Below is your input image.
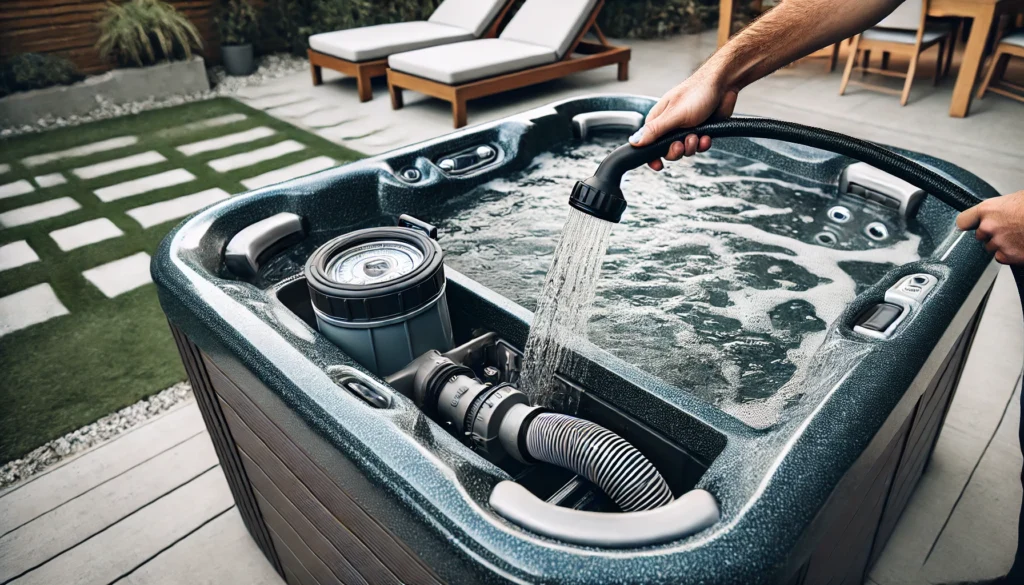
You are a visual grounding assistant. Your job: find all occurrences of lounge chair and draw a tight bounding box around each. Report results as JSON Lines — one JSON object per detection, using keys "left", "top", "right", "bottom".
{"left": 307, "top": 0, "right": 515, "bottom": 102}
{"left": 386, "top": 0, "right": 631, "bottom": 128}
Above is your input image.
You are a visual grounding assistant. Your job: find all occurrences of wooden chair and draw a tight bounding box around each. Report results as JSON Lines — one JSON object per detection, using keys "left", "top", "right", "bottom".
{"left": 839, "top": 0, "right": 954, "bottom": 106}
{"left": 307, "top": 0, "right": 516, "bottom": 102}
{"left": 386, "top": 0, "right": 630, "bottom": 128}
{"left": 976, "top": 29, "right": 1024, "bottom": 104}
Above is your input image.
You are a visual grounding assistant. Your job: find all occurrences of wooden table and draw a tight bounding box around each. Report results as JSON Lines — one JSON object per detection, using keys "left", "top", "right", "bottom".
{"left": 717, "top": 0, "right": 1024, "bottom": 117}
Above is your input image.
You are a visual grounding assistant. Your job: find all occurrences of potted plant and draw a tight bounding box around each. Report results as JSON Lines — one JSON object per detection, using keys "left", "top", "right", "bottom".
{"left": 217, "top": 0, "right": 259, "bottom": 76}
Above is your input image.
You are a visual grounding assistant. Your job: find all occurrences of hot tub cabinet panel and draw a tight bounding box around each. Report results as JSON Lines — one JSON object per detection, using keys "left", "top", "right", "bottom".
{"left": 155, "top": 96, "right": 1001, "bottom": 584}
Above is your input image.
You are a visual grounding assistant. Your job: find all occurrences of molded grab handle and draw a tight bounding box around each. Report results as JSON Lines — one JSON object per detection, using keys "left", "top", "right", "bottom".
{"left": 489, "top": 481, "right": 720, "bottom": 547}
{"left": 588, "top": 118, "right": 983, "bottom": 213}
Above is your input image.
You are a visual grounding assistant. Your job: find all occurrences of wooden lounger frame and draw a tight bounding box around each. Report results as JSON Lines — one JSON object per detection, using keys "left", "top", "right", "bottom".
{"left": 307, "top": 0, "right": 517, "bottom": 102}
{"left": 386, "top": 0, "right": 631, "bottom": 128}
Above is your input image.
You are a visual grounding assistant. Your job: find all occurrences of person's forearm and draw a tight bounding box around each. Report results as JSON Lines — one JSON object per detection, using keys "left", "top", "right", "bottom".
{"left": 706, "top": 0, "right": 903, "bottom": 91}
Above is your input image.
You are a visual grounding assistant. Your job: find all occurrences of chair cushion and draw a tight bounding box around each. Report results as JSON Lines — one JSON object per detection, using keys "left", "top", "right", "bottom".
{"left": 1001, "top": 30, "right": 1024, "bottom": 49}
{"left": 388, "top": 39, "right": 557, "bottom": 84}
{"left": 499, "top": 0, "right": 600, "bottom": 59}
{"left": 428, "top": 0, "right": 508, "bottom": 38}
{"left": 862, "top": 25, "right": 950, "bottom": 45}
{"left": 309, "top": 21, "right": 473, "bottom": 62}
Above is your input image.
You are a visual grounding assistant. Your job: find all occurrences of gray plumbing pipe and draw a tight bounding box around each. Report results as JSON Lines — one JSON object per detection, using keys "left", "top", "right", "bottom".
{"left": 523, "top": 412, "right": 674, "bottom": 512}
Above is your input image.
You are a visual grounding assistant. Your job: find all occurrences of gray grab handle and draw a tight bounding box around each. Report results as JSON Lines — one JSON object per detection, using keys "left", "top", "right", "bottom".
{"left": 489, "top": 481, "right": 720, "bottom": 547}
{"left": 225, "top": 212, "right": 305, "bottom": 277}
{"left": 572, "top": 111, "right": 645, "bottom": 140}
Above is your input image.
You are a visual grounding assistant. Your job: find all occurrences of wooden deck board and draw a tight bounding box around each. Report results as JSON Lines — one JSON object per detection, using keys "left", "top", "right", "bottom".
{"left": 0, "top": 403, "right": 205, "bottom": 531}
{"left": 0, "top": 432, "right": 218, "bottom": 582}
{"left": 121, "top": 508, "right": 282, "bottom": 585}
{"left": 10, "top": 468, "right": 233, "bottom": 585}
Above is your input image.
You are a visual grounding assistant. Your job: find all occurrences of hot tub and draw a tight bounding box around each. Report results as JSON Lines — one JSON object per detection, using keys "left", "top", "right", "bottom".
{"left": 155, "top": 96, "right": 998, "bottom": 584}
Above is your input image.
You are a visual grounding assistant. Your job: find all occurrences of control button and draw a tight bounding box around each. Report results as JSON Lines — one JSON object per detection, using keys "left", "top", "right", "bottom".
{"left": 399, "top": 167, "right": 422, "bottom": 182}
{"left": 439, "top": 159, "right": 456, "bottom": 172}
{"left": 476, "top": 145, "right": 495, "bottom": 159}
{"left": 856, "top": 302, "right": 903, "bottom": 332}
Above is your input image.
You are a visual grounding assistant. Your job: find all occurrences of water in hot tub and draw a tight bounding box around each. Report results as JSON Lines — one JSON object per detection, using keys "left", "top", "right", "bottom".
{"left": 432, "top": 138, "right": 924, "bottom": 424}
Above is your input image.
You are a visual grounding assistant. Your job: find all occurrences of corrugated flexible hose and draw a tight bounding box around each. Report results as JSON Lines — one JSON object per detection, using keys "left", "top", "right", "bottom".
{"left": 524, "top": 412, "right": 674, "bottom": 512}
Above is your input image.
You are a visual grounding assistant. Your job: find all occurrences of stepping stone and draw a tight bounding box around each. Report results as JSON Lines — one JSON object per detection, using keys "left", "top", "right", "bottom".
{"left": 176, "top": 127, "right": 276, "bottom": 156}
{"left": 267, "top": 100, "right": 328, "bottom": 118}
{"left": 34, "top": 173, "right": 67, "bottom": 188}
{"left": 241, "top": 156, "right": 336, "bottom": 190}
{"left": 176, "top": 113, "right": 248, "bottom": 132}
{"left": 94, "top": 168, "right": 196, "bottom": 202}
{"left": 0, "top": 179, "right": 35, "bottom": 200}
{"left": 72, "top": 151, "right": 166, "bottom": 180}
{"left": 0, "top": 197, "right": 81, "bottom": 228}
{"left": 0, "top": 163, "right": 9, "bottom": 175}
{"left": 0, "top": 283, "right": 69, "bottom": 338}
{"left": 245, "top": 93, "right": 309, "bottom": 110}
{"left": 50, "top": 218, "right": 124, "bottom": 251}
{"left": 302, "top": 110, "right": 355, "bottom": 128}
{"left": 82, "top": 252, "right": 152, "bottom": 298}
{"left": 126, "top": 188, "right": 230, "bottom": 228}
{"left": 22, "top": 136, "right": 139, "bottom": 168}
{"left": 208, "top": 140, "right": 305, "bottom": 173}
{"left": 0, "top": 240, "right": 40, "bottom": 272}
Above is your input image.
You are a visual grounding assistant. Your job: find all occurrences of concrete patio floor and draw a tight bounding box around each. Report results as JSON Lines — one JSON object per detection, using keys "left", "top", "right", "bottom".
{"left": 2, "top": 30, "right": 1023, "bottom": 585}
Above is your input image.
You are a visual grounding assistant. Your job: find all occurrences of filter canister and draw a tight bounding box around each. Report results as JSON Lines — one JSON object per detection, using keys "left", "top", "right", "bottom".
{"left": 305, "top": 227, "right": 454, "bottom": 376}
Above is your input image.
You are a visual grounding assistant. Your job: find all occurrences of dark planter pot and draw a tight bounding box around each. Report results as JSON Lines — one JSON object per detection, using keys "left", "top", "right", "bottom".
{"left": 222, "top": 44, "right": 255, "bottom": 76}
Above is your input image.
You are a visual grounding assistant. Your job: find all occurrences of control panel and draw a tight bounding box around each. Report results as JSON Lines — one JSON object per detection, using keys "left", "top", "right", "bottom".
{"left": 853, "top": 273, "right": 938, "bottom": 339}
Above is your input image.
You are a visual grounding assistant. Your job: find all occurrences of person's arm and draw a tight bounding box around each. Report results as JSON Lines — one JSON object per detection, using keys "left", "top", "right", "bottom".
{"left": 630, "top": 0, "right": 904, "bottom": 169}
{"left": 956, "top": 191, "right": 1024, "bottom": 265}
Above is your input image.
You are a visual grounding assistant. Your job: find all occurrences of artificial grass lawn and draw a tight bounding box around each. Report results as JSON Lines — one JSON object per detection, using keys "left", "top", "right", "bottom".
{"left": 0, "top": 98, "right": 363, "bottom": 462}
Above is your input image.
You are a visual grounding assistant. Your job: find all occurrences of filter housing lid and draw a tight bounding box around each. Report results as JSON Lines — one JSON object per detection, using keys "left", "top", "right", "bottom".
{"left": 305, "top": 227, "right": 445, "bottom": 323}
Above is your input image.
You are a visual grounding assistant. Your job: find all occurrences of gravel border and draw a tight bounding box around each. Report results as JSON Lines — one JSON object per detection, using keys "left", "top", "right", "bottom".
{"left": 0, "top": 382, "right": 195, "bottom": 489}
{"left": 1, "top": 53, "right": 309, "bottom": 139}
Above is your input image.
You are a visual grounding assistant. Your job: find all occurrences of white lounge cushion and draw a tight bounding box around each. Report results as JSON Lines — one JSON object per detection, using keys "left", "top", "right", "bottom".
{"left": 862, "top": 25, "right": 950, "bottom": 45}
{"left": 499, "top": 0, "right": 600, "bottom": 59}
{"left": 309, "top": 21, "right": 473, "bottom": 62}
{"left": 1001, "top": 30, "right": 1024, "bottom": 49}
{"left": 388, "top": 39, "right": 556, "bottom": 84}
{"left": 429, "top": 0, "right": 507, "bottom": 38}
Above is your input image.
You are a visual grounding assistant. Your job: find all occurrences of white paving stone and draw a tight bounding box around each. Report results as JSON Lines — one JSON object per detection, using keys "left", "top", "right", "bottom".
{"left": 241, "top": 156, "right": 336, "bottom": 190}
{"left": 0, "top": 241, "right": 40, "bottom": 272}
{"left": 0, "top": 164, "right": 9, "bottom": 175}
{"left": 176, "top": 113, "right": 247, "bottom": 132}
{"left": 127, "top": 188, "right": 230, "bottom": 228}
{"left": 22, "top": 136, "right": 139, "bottom": 168}
{"left": 0, "top": 197, "right": 81, "bottom": 228}
{"left": 50, "top": 218, "right": 125, "bottom": 251}
{"left": 0, "top": 283, "right": 69, "bottom": 337}
{"left": 176, "top": 127, "right": 276, "bottom": 156}
{"left": 0, "top": 179, "right": 35, "bottom": 200}
{"left": 72, "top": 151, "right": 166, "bottom": 180}
{"left": 34, "top": 173, "right": 67, "bottom": 188}
{"left": 267, "top": 100, "right": 328, "bottom": 118}
{"left": 208, "top": 140, "right": 306, "bottom": 173}
{"left": 245, "top": 93, "right": 308, "bottom": 110}
{"left": 94, "top": 168, "right": 196, "bottom": 202}
{"left": 83, "top": 252, "right": 152, "bottom": 298}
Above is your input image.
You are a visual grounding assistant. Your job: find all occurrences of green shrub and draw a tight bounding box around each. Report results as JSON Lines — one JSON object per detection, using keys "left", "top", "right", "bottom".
{"left": 0, "top": 53, "right": 84, "bottom": 98}
{"left": 218, "top": 0, "right": 260, "bottom": 46}
{"left": 97, "top": 0, "right": 204, "bottom": 67}
{"left": 598, "top": 0, "right": 718, "bottom": 38}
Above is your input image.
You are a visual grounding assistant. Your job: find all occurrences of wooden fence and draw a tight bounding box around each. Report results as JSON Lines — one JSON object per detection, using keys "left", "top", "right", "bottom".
{"left": 0, "top": 0, "right": 222, "bottom": 74}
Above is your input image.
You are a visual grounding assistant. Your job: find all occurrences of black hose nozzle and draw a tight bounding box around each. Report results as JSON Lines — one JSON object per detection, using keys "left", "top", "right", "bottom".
{"left": 569, "top": 117, "right": 983, "bottom": 223}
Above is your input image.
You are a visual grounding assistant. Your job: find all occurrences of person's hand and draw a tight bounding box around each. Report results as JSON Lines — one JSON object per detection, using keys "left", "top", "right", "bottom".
{"left": 956, "top": 190, "right": 1024, "bottom": 265}
{"left": 628, "top": 70, "right": 739, "bottom": 171}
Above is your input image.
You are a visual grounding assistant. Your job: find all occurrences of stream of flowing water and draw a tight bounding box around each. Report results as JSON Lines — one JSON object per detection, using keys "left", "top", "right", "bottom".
{"left": 519, "top": 208, "right": 614, "bottom": 406}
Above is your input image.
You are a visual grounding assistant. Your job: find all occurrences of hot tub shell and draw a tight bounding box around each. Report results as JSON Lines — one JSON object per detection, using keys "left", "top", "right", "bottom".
{"left": 155, "top": 96, "right": 999, "bottom": 585}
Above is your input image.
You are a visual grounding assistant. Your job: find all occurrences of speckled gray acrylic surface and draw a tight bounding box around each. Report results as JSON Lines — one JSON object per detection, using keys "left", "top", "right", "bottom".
{"left": 154, "top": 96, "right": 998, "bottom": 584}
